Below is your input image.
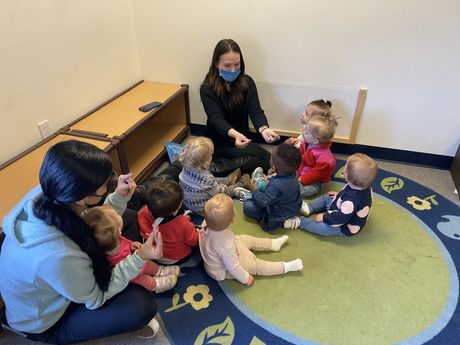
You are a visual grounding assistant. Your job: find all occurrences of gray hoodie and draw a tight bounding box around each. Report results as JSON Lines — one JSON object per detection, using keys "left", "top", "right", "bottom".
{"left": 0, "top": 185, "right": 146, "bottom": 333}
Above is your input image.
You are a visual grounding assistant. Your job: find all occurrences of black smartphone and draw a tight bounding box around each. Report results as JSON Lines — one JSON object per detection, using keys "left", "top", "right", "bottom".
{"left": 138, "top": 101, "right": 162, "bottom": 112}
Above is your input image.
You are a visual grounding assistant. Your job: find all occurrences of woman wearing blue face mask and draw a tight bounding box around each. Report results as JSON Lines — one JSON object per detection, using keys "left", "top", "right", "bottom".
{"left": 200, "top": 38, "right": 280, "bottom": 175}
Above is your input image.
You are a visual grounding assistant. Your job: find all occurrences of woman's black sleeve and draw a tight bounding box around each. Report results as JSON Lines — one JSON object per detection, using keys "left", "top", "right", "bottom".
{"left": 246, "top": 77, "right": 269, "bottom": 131}
{"left": 200, "top": 84, "right": 232, "bottom": 136}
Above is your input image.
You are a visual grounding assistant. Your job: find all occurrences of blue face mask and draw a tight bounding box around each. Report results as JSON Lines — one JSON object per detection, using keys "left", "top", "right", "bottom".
{"left": 219, "top": 69, "right": 241, "bottom": 82}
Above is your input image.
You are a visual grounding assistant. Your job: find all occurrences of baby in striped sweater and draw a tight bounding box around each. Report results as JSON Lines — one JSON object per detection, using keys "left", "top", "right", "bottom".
{"left": 179, "top": 136, "right": 252, "bottom": 215}
{"left": 199, "top": 194, "right": 303, "bottom": 286}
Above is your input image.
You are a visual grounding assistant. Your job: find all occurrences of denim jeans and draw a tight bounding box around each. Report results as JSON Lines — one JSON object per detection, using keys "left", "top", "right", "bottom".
{"left": 299, "top": 194, "right": 345, "bottom": 236}
{"left": 243, "top": 199, "right": 264, "bottom": 220}
{"left": 298, "top": 182, "right": 321, "bottom": 198}
{"left": 25, "top": 284, "right": 157, "bottom": 344}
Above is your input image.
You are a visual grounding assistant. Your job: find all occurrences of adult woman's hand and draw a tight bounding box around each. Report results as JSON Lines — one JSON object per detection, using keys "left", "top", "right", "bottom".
{"left": 116, "top": 173, "right": 136, "bottom": 199}
{"left": 229, "top": 128, "right": 251, "bottom": 149}
{"left": 261, "top": 128, "right": 280, "bottom": 143}
{"left": 235, "top": 135, "right": 251, "bottom": 149}
{"left": 137, "top": 227, "right": 163, "bottom": 260}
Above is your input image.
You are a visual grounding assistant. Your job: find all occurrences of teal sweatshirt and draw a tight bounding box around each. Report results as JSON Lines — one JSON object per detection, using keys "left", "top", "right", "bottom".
{"left": 0, "top": 186, "right": 146, "bottom": 333}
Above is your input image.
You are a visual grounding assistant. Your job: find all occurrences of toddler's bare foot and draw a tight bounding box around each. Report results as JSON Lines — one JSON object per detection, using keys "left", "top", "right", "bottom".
{"left": 240, "top": 173, "right": 251, "bottom": 187}
{"left": 227, "top": 168, "right": 241, "bottom": 185}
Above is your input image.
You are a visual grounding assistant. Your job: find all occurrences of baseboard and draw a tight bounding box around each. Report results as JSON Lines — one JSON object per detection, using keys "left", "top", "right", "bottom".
{"left": 190, "top": 123, "right": 453, "bottom": 170}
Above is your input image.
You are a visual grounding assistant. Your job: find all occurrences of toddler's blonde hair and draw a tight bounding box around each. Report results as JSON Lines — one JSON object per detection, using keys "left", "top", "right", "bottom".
{"left": 305, "top": 115, "right": 338, "bottom": 144}
{"left": 204, "top": 194, "right": 235, "bottom": 231}
{"left": 81, "top": 205, "right": 118, "bottom": 252}
{"left": 345, "top": 153, "right": 378, "bottom": 189}
{"left": 179, "top": 136, "right": 214, "bottom": 170}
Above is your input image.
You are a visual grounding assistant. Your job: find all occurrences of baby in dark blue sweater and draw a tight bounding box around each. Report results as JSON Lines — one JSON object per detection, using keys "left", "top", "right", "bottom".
{"left": 284, "top": 153, "right": 378, "bottom": 236}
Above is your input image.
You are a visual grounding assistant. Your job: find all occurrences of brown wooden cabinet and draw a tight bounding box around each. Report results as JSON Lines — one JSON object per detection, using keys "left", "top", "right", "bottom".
{"left": 66, "top": 81, "right": 190, "bottom": 181}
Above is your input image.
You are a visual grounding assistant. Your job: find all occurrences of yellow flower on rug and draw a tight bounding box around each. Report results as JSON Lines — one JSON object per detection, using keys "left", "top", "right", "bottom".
{"left": 407, "top": 195, "right": 438, "bottom": 210}
{"left": 184, "top": 284, "right": 213, "bottom": 310}
{"left": 165, "top": 284, "right": 213, "bottom": 312}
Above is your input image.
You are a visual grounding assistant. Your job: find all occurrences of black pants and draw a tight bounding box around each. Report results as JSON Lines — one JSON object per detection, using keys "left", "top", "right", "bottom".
{"left": 213, "top": 142, "right": 271, "bottom": 175}
{"left": 157, "top": 142, "right": 272, "bottom": 180}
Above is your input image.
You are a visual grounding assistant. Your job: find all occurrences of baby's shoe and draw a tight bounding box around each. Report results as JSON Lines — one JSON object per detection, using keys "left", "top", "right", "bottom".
{"left": 251, "top": 167, "right": 264, "bottom": 182}
{"left": 155, "top": 274, "right": 177, "bottom": 293}
{"left": 283, "top": 216, "right": 301, "bottom": 229}
{"left": 299, "top": 201, "right": 311, "bottom": 216}
{"left": 233, "top": 187, "right": 251, "bottom": 201}
{"left": 156, "top": 265, "right": 181, "bottom": 277}
{"left": 251, "top": 167, "right": 266, "bottom": 191}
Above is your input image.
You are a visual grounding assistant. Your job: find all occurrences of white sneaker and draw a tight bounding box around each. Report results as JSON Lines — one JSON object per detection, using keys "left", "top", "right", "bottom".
{"left": 233, "top": 187, "right": 251, "bottom": 201}
{"left": 156, "top": 265, "right": 181, "bottom": 277}
{"left": 300, "top": 201, "right": 311, "bottom": 216}
{"left": 251, "top": 167, "right": 264, "bottom": 183}
{"left": 155, "top": 274, "right": 177, "bottom": 293}
{"left": 284, "top": 216, "right": 301, "bottom": 229}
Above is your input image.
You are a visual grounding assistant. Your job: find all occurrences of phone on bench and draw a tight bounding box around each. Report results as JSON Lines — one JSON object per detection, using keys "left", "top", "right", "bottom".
{"left": 139, "top": 101, "right": 162, "bottom": 112}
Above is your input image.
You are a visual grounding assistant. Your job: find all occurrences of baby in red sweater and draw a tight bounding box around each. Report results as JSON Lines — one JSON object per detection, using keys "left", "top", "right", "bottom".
{"left": 296, "top": 114, "right": 338, "bottom": 199}
{"left": 138, "top": 180, "right": 200, "bottom": 265}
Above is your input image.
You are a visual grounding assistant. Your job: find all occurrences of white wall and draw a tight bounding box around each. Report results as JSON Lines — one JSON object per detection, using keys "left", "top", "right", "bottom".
{"left": 0, "top": 0, "right": 141, "bottom": 164}
{"left": 2, "top": 0, "right": 459, "bottom": 164}
{"left": 131, "top": 0, "right": 460, "bottom": 157}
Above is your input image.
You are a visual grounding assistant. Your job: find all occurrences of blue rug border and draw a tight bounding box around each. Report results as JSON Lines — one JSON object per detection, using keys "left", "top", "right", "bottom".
{"left": 157, "top": 160, "right": 460, "bottom": 345}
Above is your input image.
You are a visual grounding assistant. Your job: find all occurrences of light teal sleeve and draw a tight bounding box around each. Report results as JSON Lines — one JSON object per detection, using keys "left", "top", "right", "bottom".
{"left": 36, "top": 248, "right": 146, "bottom": 310}
{"left": 104, "top": 191, "right": 129, "bottom": 216}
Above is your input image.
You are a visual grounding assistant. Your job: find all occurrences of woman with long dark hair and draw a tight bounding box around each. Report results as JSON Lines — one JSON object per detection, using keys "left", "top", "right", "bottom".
{"left": 0, "top": 140, "right": 162, "bottom": 344}
{"left": 200, "top": 38, "right": 280, "bottom": 174}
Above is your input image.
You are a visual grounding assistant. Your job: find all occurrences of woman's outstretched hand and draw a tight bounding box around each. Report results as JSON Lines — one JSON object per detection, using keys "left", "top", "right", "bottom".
{"left": 261, "top": 128, "right": 280, "bottom": 143}
{"left": 137, "top": 227, "right": 163, "bottom": 260}
{"left": 235, "top": 135, "right": 251, "bottom": 149}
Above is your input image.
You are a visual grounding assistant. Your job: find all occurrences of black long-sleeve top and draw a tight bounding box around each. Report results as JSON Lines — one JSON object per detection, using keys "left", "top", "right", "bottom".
{"left": 200, "top": 75, "right": 269, "bottom": 146}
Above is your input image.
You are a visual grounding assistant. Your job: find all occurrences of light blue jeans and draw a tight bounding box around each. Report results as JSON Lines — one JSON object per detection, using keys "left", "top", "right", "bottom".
{"left": 299, "top": 194, "right": 345, "bottom": 236}
{"left": 298, "top": 182, "right": 321, "bottom": 198}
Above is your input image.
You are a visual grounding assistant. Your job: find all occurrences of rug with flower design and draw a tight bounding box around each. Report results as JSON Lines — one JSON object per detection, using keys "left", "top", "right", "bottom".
{"left": 156, "top": 160, "right": 460, "bottom": 345}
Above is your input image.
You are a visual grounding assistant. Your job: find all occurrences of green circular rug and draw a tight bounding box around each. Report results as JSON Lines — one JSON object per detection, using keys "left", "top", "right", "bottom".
{"left": 157, "top": 162, "right": 459, "bottom": 345}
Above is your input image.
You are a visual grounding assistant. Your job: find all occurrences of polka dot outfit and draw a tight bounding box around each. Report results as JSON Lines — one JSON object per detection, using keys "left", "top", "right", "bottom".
{"left": 323, "top": 184, "right": 373, "bottom": 236}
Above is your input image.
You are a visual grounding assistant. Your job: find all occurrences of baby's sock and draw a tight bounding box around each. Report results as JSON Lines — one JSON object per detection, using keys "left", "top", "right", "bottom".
{"left": 271, "top": 235, "right": 289, "bottom": 251}
{"left": 283, "top": 259, "right": 303, "bottom": 273}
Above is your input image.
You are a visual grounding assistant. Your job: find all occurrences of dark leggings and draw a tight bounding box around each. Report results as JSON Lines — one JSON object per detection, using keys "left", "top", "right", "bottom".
{"left": 25, "top": 284, "right": 157, "bottom": 344}
{"left": 157, "top": 142, "right": 272, "bottom": 180}
{"left": 213, "top": 142, "right": 271, "bottom": 175}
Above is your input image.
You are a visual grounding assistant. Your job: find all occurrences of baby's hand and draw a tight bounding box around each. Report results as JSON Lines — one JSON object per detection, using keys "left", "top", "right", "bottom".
{"left": 315, "top": 213, "right": 324, "bottom": 223}
{"left": 246, "top": 275, "right": 255, "bottom": 287}
{"left": 285, "top": 137, "right": 299, "bottom": 145}
{"left": 327, "top": 191, "right": 338, "bottom": 197}
{"left": 131, "top": 241, "right": 142, "bottom": 251}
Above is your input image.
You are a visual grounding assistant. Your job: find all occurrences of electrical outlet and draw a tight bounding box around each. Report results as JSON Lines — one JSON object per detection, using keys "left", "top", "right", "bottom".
{"left": 37, "top": 120, "right": 52, "bottom": 139}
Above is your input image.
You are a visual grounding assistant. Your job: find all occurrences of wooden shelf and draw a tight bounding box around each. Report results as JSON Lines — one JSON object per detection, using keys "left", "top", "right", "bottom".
{"left": 67, "top": 81, "right": 190, "bottom": 181}
{"left": 69, "top": 81, "right": 184, "bottom": 138}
